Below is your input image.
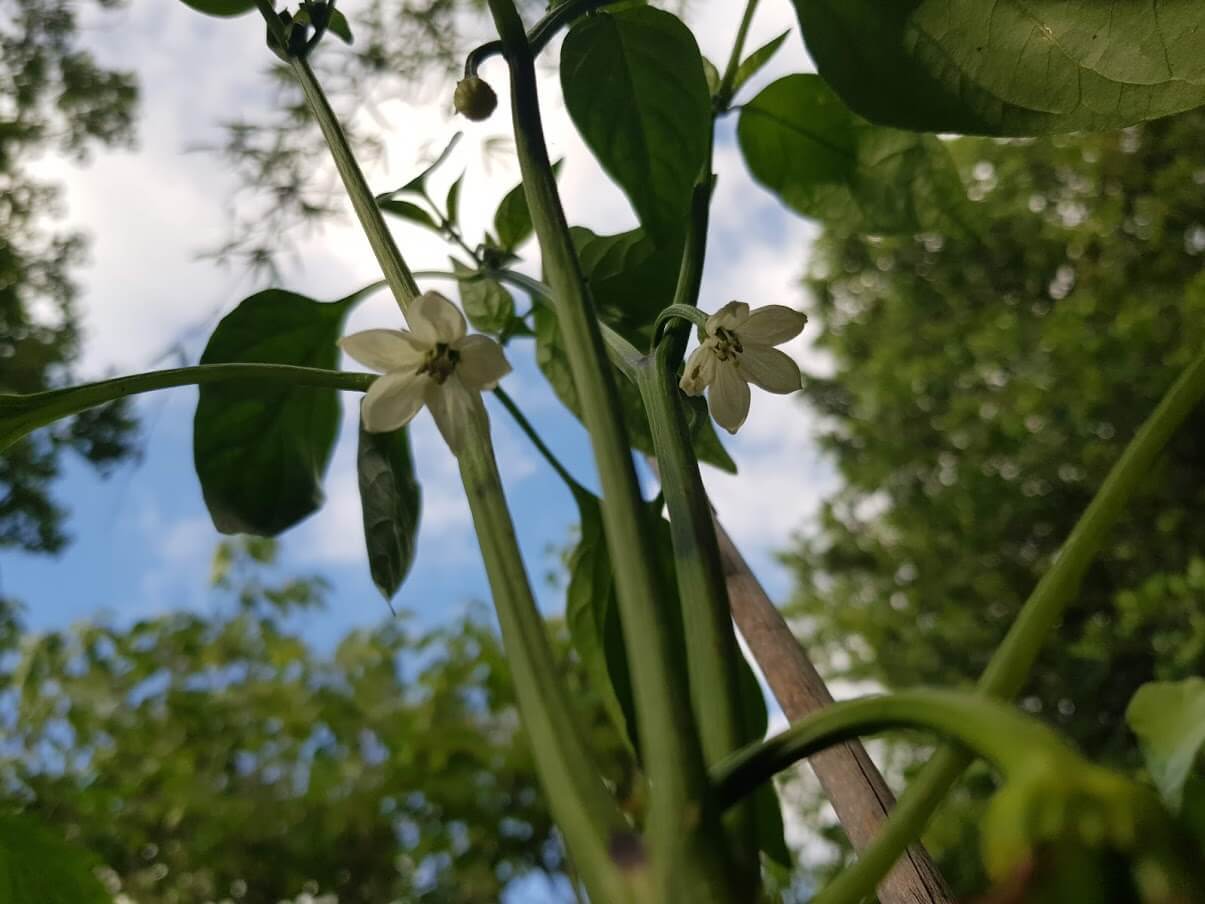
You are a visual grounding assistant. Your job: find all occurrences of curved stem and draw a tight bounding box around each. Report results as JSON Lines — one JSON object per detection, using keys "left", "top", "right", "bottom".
{"left": 465, "top": 0, "right": 623, "bottom": 77}
{"left": 0, "top": 364, "right": 374, "bottom": 452}
{"left": 815, "top": 348, "right": 1205, "bottom": 904}
{"left": 485, "top": 1, "right": 740, "bottom": 897}
{"left": 711, "top": 690, "right": 1074, "bottom": 812}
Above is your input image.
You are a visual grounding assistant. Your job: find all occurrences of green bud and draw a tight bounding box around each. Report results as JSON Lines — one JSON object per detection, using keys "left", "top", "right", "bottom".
{"left": 454, "top": 76, "right": 498, "bottom": 122}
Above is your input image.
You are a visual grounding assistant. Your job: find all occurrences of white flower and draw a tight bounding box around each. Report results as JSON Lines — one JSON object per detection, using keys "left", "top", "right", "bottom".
{"left": 679, "top": 301, "right": 806, "bottom": 434}
{"left": 340, "top": 291, "right": 511, "bottom": 451}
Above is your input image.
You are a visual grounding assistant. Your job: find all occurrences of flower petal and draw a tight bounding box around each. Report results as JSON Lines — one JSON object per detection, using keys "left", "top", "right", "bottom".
{"left": 409, "top": 291, "right": 466, "bottom": 346}
{"left": 708, "top": 362, "right": 750, "bottom": 434}
{"left": 425, "top": 373, "right": 477, "bottom": 453}
{"left": 706, "top": 301, "right": 750, "bottom": 333}
{"left": 738, "top": 305, "right": 807, "bottom": 347}
{"left": 339, "top": 329, "right": 426, "bottom": 373}
{"left": 738, "top": 345, "right": 802, "bottom": 394}
{"left": 679, "top": 345, "right": 717, "bottom": 396}
{"left": 362, "top": 370, "right": 428, "bottom": 433}
{"left": 456, "top": 334, "right": 512, "bottom": 390}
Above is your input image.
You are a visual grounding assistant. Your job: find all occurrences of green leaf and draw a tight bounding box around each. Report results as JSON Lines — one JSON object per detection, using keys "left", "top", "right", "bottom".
{"left": 702, "top": 56, "right": 722, "bottom": 98}
{"left": 1126, "top": 677, "right": 1205, "bottom": 810}
{"left": 561, "top": 7, "right": 711, "bottom": 239}
{"left": 325, "top": 7, "right": 352, "bottom": 43}
{"left": 791, "top": 0, "right": 1205, "bottom": 136}
{"left": 194, "top": 285, "right": 377, "bottom": 536}
{"left": 730, "top": 30, "right": 789, "bottom": 99}
{"left": 178, "top": 0, "right": 255, "bottom": 17}
{"left": 357, "top": 423, "right": 421, "bottom": 601}
{"left": 450, "top": 261, "right": 515, "bottom": 334}
{"left": 0, "top": 813, "right": 110, "bottom": 903}
{"left": 379, "top": 199, "right": 441, "bottom": 233}
{"left": 565, "top": 489, "right": 641, "bottom": 753}
{"left": 738, "top": 75, "right": 970, "bottom": 235}
{"left": 493, "top": 161, "right": 562, "bottom": 252}
{"left": 445, "top": 172, "right": 464, "bottom": 228}
{"left": 570, "top": 226, "right": 675, "bottom": 346}
{"left": 378, "top": 133, "right": 462, "bottom": 199}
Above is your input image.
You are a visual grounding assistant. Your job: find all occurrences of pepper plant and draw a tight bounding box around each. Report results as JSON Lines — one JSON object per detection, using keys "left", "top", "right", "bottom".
{"left": 4, "top": 0, "right": 1205, "bottom": 902}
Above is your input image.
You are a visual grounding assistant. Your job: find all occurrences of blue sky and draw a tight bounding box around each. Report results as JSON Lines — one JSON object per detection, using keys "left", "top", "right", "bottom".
{"left": 5, "top": 0, "right": 834, "bottom": 646}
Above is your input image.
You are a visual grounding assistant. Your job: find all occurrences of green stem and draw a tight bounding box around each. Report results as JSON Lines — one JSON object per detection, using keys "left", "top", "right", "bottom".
{"left": 257, "top": 30, "right": 634, "bottom": 900}
{"left": 258, "top": 2, "right": 419, "bottom": 313}
{"left": 636, "top": 344, "right": 758, "bottom": 888}
{"left": 711, "top": 690, "right": 1075, "bottom": 811}
{"left": 493, "top": 386, "right": 586, "bottom": 496}
{"left": 485, "top": 1, "right": 740, "bottom": 898}
{"left": 457, "top": 408, "right": 637, "bottom": 902}
{"left": 464, "top": 0, "right": 623, "bottom": 77}
{"left": 814, "top": 348, "right": 1205, "bottom": 904}
{"left": 715, "top": 0, "right": 760, "bottom": 111}
{"left": 0, "top": 364, "right": 374, "bottom": 452}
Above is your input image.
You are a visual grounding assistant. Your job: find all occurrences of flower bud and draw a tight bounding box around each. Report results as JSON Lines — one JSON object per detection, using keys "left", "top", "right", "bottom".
{"left": 454, "top": 76, "right": 498, "bottom": 122}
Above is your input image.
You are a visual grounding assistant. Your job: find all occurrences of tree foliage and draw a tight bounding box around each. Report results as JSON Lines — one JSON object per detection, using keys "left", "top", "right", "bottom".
{"left": 0, "top": 0, "right": 140, "bottom": 552}
{"left": 790, "top": 109, "right": 1205, "bottom": 889}
{"left": 2, "top": 539, "right": 635, "bottom": 902}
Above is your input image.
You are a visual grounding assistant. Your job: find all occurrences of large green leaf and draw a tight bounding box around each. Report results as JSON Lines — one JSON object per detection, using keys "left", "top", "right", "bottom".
{"left": 561, "top": 7, "right": 711, "bottom": 239}
{"left": 1126, "top": 677, "right": 1205, "bottom": 810}
{"left": 194, "top": 285, "right": 378, "bottom": 536}
{"left": 493, "top": 161, "right": 562, "bottom": 252}
{"left": 738, "top": 75, "right": 970, "bottom": 235}
{"left": 177, "top": 0, "right": 255, "bottom": 17}
{"left": 792, "top": 0, "right": 1205, "bottom": 136}
{"left": 451, "top": 261, "right": 516, "bottom": 334}
{"left": 0, "top": 813, "right": 110, "bottom": 904}
{"left": 357, "top": 423, "right": 422, "bottom": 602}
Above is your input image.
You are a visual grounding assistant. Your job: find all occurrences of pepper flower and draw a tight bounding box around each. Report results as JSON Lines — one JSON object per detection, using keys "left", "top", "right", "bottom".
{"left": 340, "top": 291, "right": 511, "bottom": 452}
{"left": 679, "top": 301, "right": 807, "bottom": 434}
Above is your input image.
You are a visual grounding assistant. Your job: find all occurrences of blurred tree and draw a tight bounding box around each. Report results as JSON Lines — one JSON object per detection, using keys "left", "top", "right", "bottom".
{"left": 2, "top": 538, "right": 636, "bottom": 902}
{"left": 789, "top": 111, "right": 1205, "bottom": 891}
{"left": 0, "top": 0, "right": 141, "bottom": 552}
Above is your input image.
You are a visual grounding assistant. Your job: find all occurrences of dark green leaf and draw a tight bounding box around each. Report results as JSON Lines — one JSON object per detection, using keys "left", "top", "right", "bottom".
{"left": 702, "top": 56, "right": 722, "bottom": 98}
{"left": 493, "top": 160, "right": 562, "bottom": 252}
{"left": 730, "top": 30, "right": 789, "bottom": 99}
{"left": 1126, "top": 678, "right": 1205, "bottom": 810}
{"left": 357, "top": 423, "right": 421, "bottom": 601}
{"left": 326, "top": 7, "right": 353, "bottom": 44}
{"left": 738, "top": 75, "right": 970, "bottom": 235}
{"left": 791, "top": 0, "right": 1205, "bottom": 135}
{"left": 178, "top": 0, "right": 255, "bottom": 17}
{"left": 379, "top": 199, "right": 441, "bottom": 232}
{"left": 0, "top": 813, "right": 110, "bottom": 904}
{"left": 561, "top": 8, "right": 711, "bottom": 239}
{"left": 450, "top": 261, "right": 515, "bottom": 334}
{"left": 194, "top": 285, "right": 377, "bottom": 536}
{"left": 445, "top": 172, "right": 464, "bottom": 227}
{"left": 565, "top": 489, "right": 640, "bottom": 753}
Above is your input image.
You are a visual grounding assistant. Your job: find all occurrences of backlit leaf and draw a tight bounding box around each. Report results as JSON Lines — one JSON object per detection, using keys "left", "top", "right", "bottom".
{"left": 357, "top": 422, "right": 422, "bottom": 601}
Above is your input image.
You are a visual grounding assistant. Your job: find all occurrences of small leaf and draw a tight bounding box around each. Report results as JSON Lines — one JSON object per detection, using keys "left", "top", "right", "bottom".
{"left": 702, "top": 56, "right": 722, "bottom": 98}
{"left": 357, "top": 423, "right": 421, "bottom": 601}
{"left": 326, "top": 7, "right": 353, "bottom": 43}
{"left": 493, "top": 160, "right": 562, "bottom": 251}
{"left": 378, "top": 133, "right": 462, "bottom": 199}
{"left": 445, "top": 172, "right": 465, "bottom": 228}
{"left": 379, "top": 199, "right": 441, "bottom": 232}
{"left": 0, "top": 812, "right": 110, "bottom": 904}
{"left": 730, "top": 30, "right": 789, "bottom": 99}
{"left": 178, "top": 0, "right": 255, "bottom": 17}
{"left": 791, "top": 0, "right": 1205, "bottom": 135}
{"left": 450, "top": 261, "right": 515, "bottom": 334}
{"left": 561, "top": 8, "right": 711, "bottom": 239}
{"left": 738, "top": 75, "right": 969, "bottom": 235}
{"left": 566, "top": 489, "right": 641, "bottom": 753}
{"left": 193, "top": 284, "right": 378, "bottom": 536}
{"left": 1126, "top": 677, "right": 1205, "bottom": 810}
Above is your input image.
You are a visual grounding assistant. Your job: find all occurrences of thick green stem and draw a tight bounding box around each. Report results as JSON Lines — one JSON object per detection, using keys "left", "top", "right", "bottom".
{"left": 815, "top": 348, "right": 1205, "bottom": 904}
{"left": 457, "top": 407, "right": 638, "bottom": 902}
{"left": 711, "top": 690, "right": 1075, "bottom": 811}
{"left": 263, "top": 30, "right": 634, "bottom": 899}
{"left": 0, "top": 364, "right": 374, "bottom": 452}
{"left": 484, "top": 1, "right": 740, "bottom": 898}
